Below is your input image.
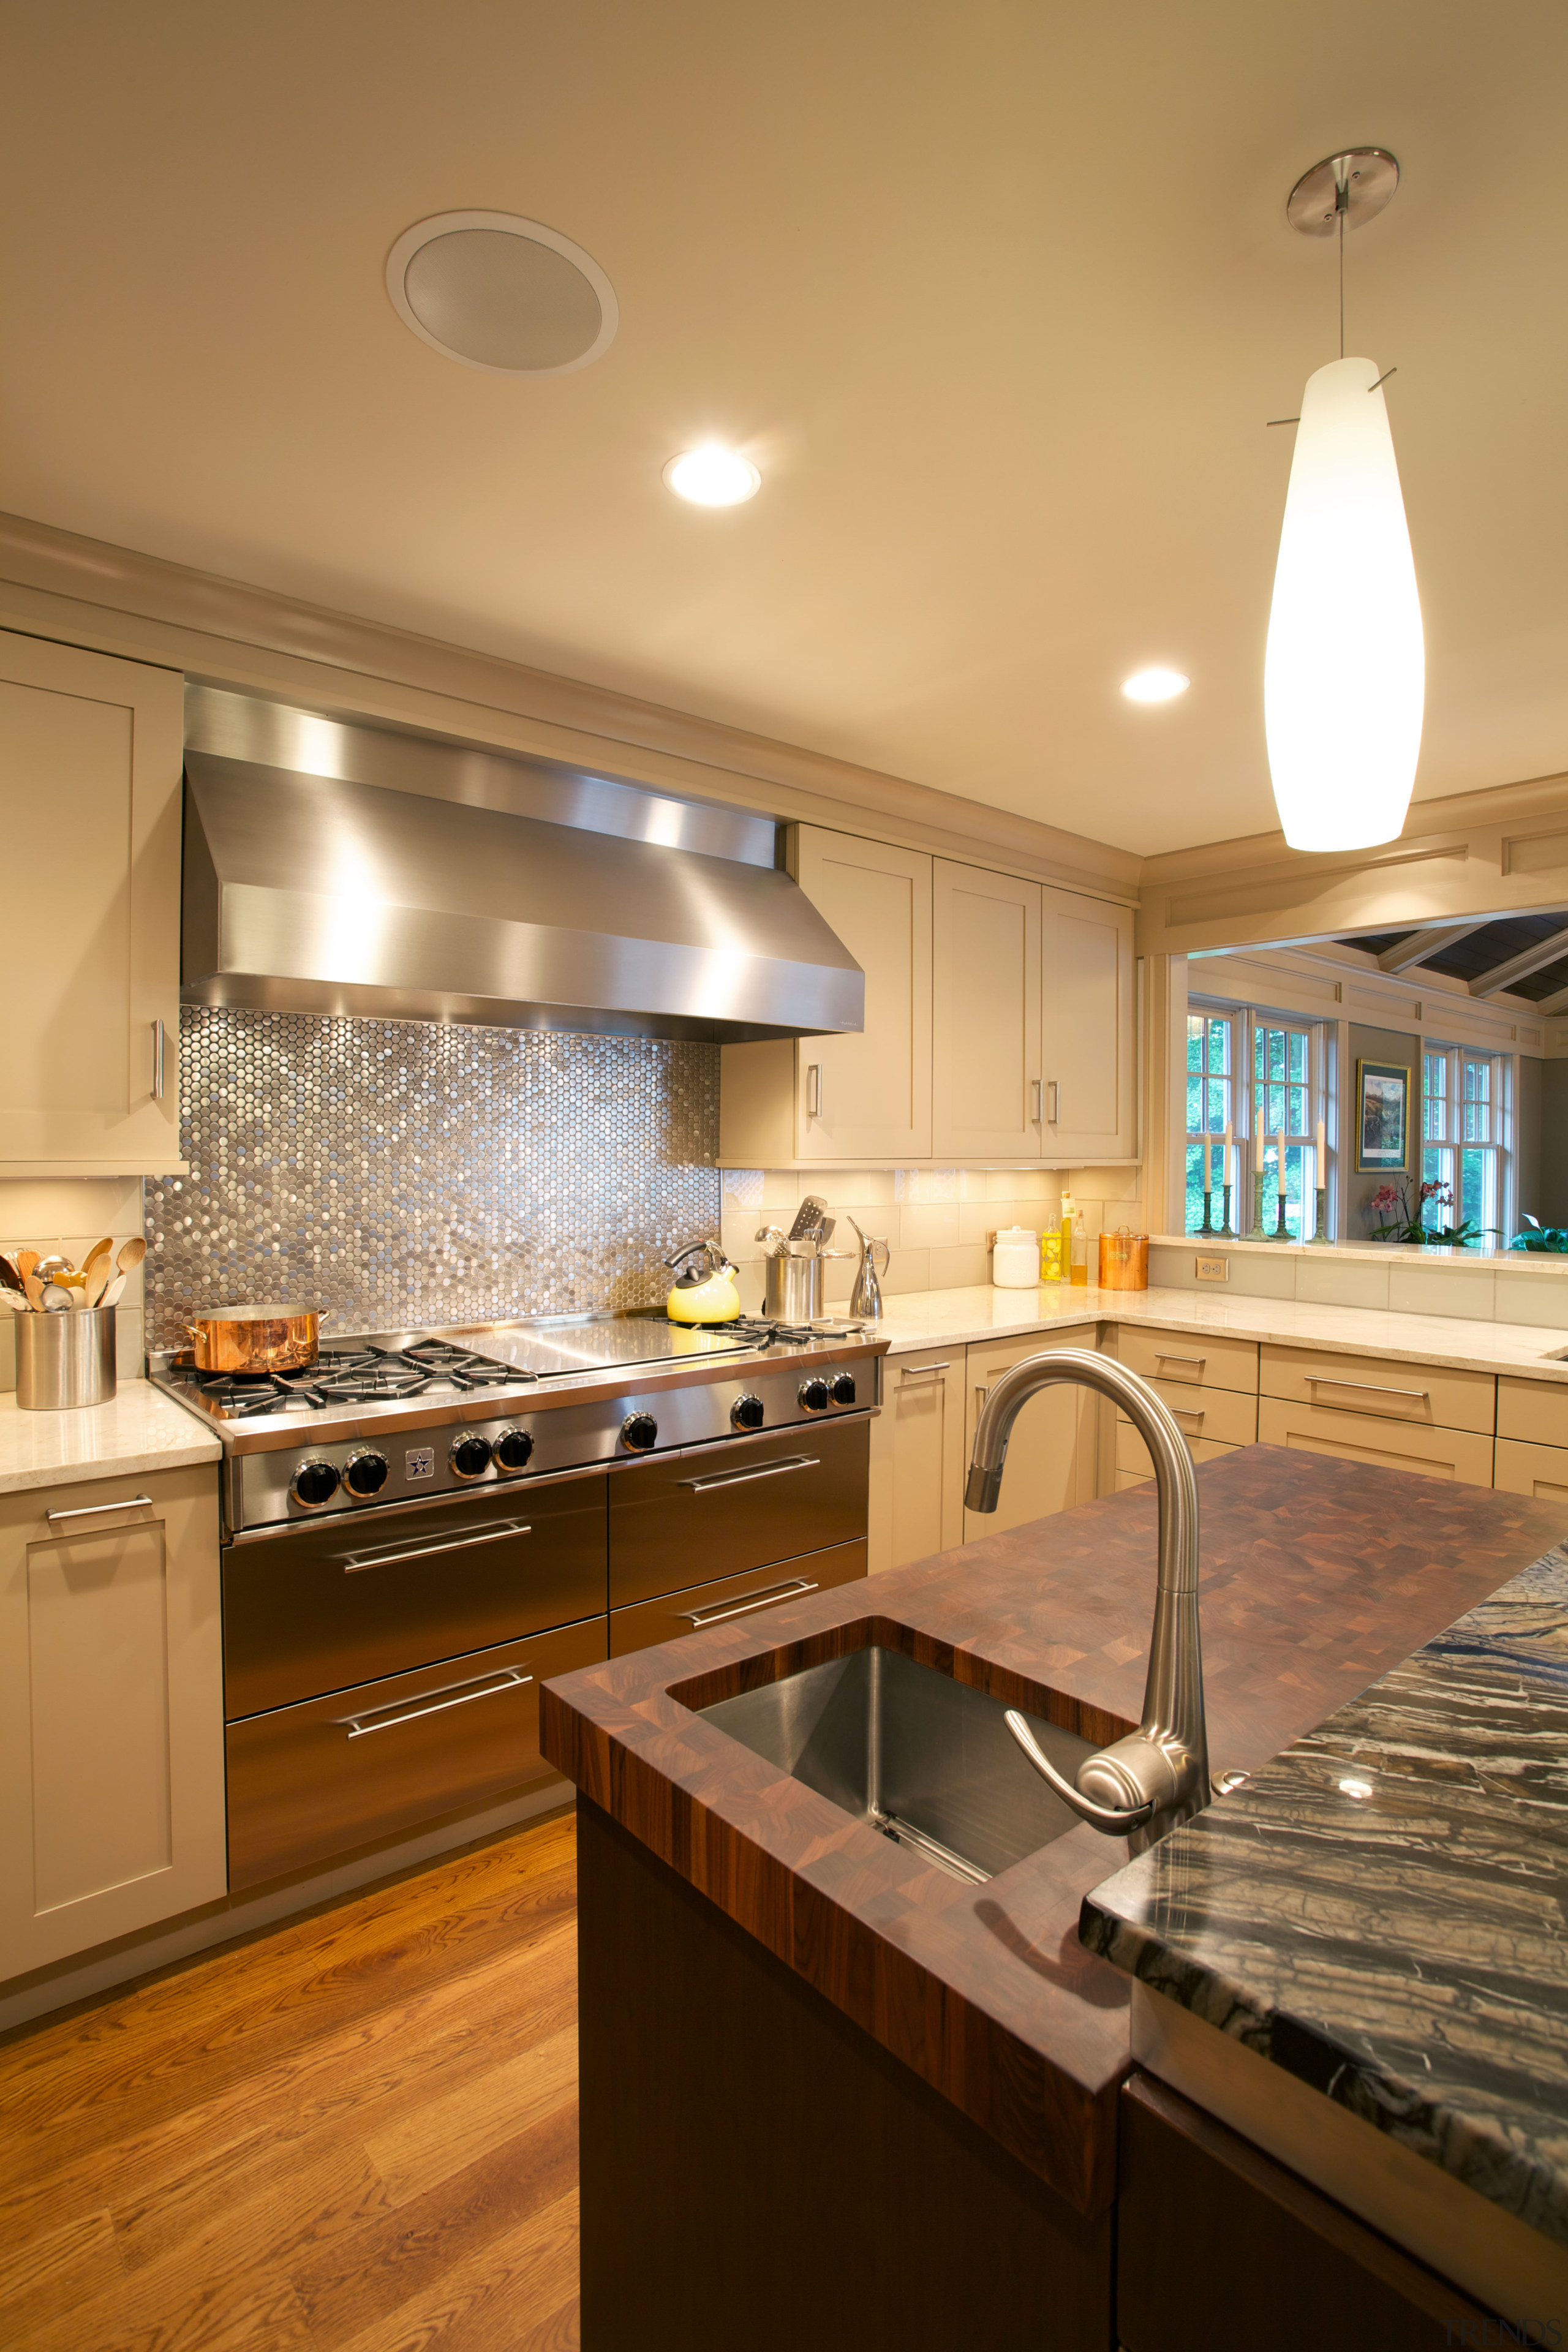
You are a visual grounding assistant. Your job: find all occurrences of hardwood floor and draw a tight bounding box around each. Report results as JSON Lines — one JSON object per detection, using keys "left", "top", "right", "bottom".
{"left": 0, "top": 1808, "right": 583, "bottom": 2350}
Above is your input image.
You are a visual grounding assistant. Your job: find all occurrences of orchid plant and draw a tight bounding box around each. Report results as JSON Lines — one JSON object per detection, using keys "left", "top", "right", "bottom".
{"left": 1366, "top": 1175, "right": 1491, "bottom": 1248}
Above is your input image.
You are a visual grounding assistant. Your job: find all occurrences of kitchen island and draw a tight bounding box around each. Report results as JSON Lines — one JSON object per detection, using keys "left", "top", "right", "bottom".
{"left": 541, "top": 1446, "right": 1568, "bottom": 2350}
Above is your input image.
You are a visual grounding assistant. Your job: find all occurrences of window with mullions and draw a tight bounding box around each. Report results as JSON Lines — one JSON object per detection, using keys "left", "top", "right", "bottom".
{"left": 1252, "top": 1021, "right": 1315, "bottom": 1239}
{"left": 1184, "top": 1012, "right": 1235, "bottom": 1230}
{"left": 1422, "top": 1047, "right": 1507, "bottom": 1243}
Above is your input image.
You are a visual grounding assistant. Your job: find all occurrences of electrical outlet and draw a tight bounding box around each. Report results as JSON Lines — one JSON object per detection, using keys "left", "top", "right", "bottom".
{"left": 1195, "top": 1254, "right": 1229, "bottom": 1283}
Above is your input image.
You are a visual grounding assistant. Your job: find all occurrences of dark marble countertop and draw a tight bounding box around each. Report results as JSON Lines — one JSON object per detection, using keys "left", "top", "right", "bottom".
{"left": 1082, "top": 1542, "right": 1568, "bottom": 2246}
{"left": 541, "top": 1446, "right": 1568, "bottom": 2217}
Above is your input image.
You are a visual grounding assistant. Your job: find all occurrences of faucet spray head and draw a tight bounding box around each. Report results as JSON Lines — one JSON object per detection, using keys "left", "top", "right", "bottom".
{"left": 964, "top": 1462, "right": 1003, "bottom": 1512}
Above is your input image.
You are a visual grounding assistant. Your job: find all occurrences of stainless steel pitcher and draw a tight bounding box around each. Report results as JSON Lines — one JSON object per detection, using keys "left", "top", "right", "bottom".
{"left": 848, "top": 1219, "right": 890, "bottom": 1320}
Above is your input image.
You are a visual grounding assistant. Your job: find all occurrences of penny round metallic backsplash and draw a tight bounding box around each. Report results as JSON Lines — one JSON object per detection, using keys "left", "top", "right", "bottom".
{"left": 145, "top": 1008, "right": 720, "bottom": 1349}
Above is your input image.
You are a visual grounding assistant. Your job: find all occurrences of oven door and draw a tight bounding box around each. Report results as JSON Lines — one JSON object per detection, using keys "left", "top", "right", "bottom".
{"left": 223, "top": 1468, "right": 607, "bottom": 1719}
{"left": 608, "top": 1416, "right": 869, "bottom": 1608}
{"left": 226, "top": 1616, "right": 605, "bottom": 1890}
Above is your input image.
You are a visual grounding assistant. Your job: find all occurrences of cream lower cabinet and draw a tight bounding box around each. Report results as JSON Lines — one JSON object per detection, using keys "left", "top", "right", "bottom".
{"left": 868, "top": 1347, "right": 968, "bottom": 1573}
{"left": 1257, "top": 1344, "right": 1495, "bottom": 1490}
{"left": 0, "top": 629, "right": 184, "bottom": 1173}
{"left": 0, "top": 1467, "right": 226, "bottom": 1979}
{"left": 963, "top": 1326, "right": 1099, "bottom": 1542}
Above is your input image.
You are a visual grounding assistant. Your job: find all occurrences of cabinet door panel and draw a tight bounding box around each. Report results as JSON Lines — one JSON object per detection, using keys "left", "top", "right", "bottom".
{"left": 963, "top": 1327, "right": 1098, "bottom": 1540}
{"left": 932, "top": 861, "right": 1041, "bottom": 1159}
{"left": 869, "top": 1350, "right": 966, "bottom": 1572}
{"left": 794, "top": 831, "right": 932, "bottom": 1161}
{"left": 0, "top": 630, "right": 183, "bottom": 1170}
{"left": 1041, "top": 886, "right": 1134, "bottom": 1161}
{"left": 1256, "top": 1400, "right": 1493, "bottom": 1488}
{"left": 1493, "top": 1436, "right": 1568, "bottom": 1505}
{"left": 0, "top": 1469, "right": 225, "bottom": 1977}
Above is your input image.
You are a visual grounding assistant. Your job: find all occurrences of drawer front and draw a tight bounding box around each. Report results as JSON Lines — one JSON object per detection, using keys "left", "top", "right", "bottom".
{"left": 226, "top": 1616, "right": 605, "bottom": 1891}
{"left": 1256, "top": 1399, "right": 1494, "bottom": 1487}
{"left": 609, "top": 1537, "right": 867, "bottom": 1658}
{"left": 1260, "top": 1346, "right": 1494, "bottom": 1434}
{"left": 1117, "top": 1327, "right": 1258, "bottom": 1396}
{"left": 966, "top": 1324, "right": 1098, "bottom": 1388}
{"left": 1493, "top": 1436, "right": 1568, "bottom": 1507}
{"left": 224, "top": 1471, "right": 608, "bottom": 1719}
{"left": 1115, "top": 1379, "right": 1256, "bottom": 1450}
{"left": 609, "top": 1418, "right": 869, "bottom": 1608}
{"left": 1116, "top": 1430, "right": 1243, "bottom": 1483}
{"left": 1496, "top": 1376, "right": 1568, "bottom": 1448}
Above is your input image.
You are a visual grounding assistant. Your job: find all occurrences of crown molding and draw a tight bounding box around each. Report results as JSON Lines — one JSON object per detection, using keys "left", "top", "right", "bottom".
{"left": 0, "top": 509, "right": 1140, "bottom": 901}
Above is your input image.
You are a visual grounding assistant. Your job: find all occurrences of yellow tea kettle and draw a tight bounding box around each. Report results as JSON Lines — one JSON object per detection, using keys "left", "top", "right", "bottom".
{"left": 665, "top": 1239, "right": 742, "bottom": 1325}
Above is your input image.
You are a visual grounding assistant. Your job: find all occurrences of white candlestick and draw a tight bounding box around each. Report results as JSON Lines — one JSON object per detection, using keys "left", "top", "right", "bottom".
{"left": 1317, "top": 1117, "right": 1326, "bottom": 1166}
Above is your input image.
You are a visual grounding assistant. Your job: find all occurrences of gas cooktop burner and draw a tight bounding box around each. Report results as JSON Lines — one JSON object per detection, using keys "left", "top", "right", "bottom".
{"left": 186, "top": 1338, "right": 537, "bottom": 1415}
{"left": 667, "top": 1315, "right": 866, "bottom": 1348}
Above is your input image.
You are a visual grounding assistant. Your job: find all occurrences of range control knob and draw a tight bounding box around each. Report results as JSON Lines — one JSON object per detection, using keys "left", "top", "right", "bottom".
{"left": 449, "top": 1433, "right": 494, "bottom": 1482}
{"left": 799, "top": 1378, "right": 831, "bottom": 1414}
{"left": 731, "top": 1393, "right": 766, "bottom": 1431}
{"left": 290, "top": 1456, "right": 341, "bottom": 1510}
{"left": 831, "top": 1373, "right": 858, "bottom": 1407}
{"left": 621, "top": 1411, "right": 659, "bottom": 1453}
{"left": 494, "top": 1425, "right": 535, "bottom": 1472}
{"left": 342, "top": 1446, "right": 389, "bottom": 1499}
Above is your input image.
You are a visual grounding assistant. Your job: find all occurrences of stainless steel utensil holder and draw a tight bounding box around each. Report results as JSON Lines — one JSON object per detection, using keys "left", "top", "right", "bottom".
{"left": 764, "top": 1253, "right": 823, "bottom": 1322}
{"left": 16, "top": 1306, "right": 117, "bottom": 1411}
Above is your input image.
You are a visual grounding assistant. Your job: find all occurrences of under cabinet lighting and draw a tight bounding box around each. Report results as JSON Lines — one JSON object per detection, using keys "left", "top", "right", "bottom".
{"left": 1121, "top": 668, "right": 1189, "bottom": 703}
{"left": 663, "top": 447, "right": 761, "bottom": 507}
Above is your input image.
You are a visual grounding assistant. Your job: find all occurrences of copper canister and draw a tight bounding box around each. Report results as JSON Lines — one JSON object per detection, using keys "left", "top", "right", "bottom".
{"left": 1097, "top": 1229, "right": 1148, "bottom": 1291}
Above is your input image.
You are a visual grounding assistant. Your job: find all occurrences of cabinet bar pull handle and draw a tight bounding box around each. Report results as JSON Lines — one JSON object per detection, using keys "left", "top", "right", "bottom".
{"left": 1031, "top": 1079, "right": 1044, "bottom": 1124}
{"left": 46, "top": 1494, "right": 152, "bottom": 1524}
{"left": 1047, "top": 1080, "right": 1060, "bottom": 1123}
{"left": 1306, "top": 1376, "right": 1429, "bottom": 1404}
{"left": 342, "top": 1521, "right": 531, "bottom": 1573}
{"left": 1170, "top": 1407, "right": 1205, "bottom": 1428}
{"left": 1155, "top": 1352, "right": 1205, "bottom": 1373}
{"left": 337, "top": 1665, "right": 532, "bottom": 1738}
{"left": 806, "top": 1062, "right": 824, "bottom": 1118}
{"left": 675, "top": 1577, "right": 820, "bottom": 1629}
{"left": 677, "top": 1455, "right": 818, "bottom": 1492}
{"left": 151, "top": 1019, "right": 167, "bottom": 1102}
{"left": 898, "top": 1361, "right": 951, "bottom": 1381}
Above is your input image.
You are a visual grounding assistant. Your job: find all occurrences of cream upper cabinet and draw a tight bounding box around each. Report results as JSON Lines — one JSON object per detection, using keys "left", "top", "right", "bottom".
{"left": 932, "top": 860, "right": 1042, "bottom": 1159}
{"left": 0, "top": 630, "right": 184, "bottom": 1172}
{"left": 0, "top": 1465, "right": 226, "bottom": 1980}
{"left": 1040, "top": 884, "right": 1135, "bottom": 1163}
{"left": 721, "top": 828, "right": 933, "bottom": 1166}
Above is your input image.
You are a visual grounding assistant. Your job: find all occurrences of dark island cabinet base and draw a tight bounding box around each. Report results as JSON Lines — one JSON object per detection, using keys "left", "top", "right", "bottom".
{"left": 1117, "top": 2074, "right": 1495, "bottom": 2352}
{"left": 576, "top": 1796, "right": 1114, "bottom": 2352}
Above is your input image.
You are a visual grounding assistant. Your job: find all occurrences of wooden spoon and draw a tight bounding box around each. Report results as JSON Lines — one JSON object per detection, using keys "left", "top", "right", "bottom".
{"left": 116, "top": 1237, "right": 147, "bottom": 1276}
{"left": 16, "top": 1249, "right": 40, "bottom": 1284}
{"left": 23, "top": 1274, "right": 46, "bottom": 1311}
{"left": 82, "top": 1236, "right": 114, "bottom": 1275}
{"left": 85, "top": 1257, "right": 114, "bottom": 1308}
{"left": 0, "top": 1253, "right": 24, "bottom": 1294}
{"left": 99, "top": 1273, "right": 127, "bottom": 1309}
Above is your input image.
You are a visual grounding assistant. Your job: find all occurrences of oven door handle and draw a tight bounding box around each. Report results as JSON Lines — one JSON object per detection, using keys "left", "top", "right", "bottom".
{"left": 341, "top": 1521, "right": 532, "bottom": 1574}
{"left": 674, "top": 1577, "right": 820, "bottom": 1629}
{"left": 336, "top": 1664, "right": 533, "bottom": 1738}
{"left": 676, "top": 1455, "right": 819, "bottom": 1493}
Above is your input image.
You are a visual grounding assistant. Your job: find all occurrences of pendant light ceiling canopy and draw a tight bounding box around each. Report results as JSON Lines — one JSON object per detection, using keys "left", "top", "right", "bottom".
{"left": 1264, "top": 149, "right": 1424, "bottom": 856}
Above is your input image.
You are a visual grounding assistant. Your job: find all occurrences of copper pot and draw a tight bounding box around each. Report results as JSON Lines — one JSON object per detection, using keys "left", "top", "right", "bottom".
{"left": 184, "top": 1303, "right": 329, "bottom": 1374}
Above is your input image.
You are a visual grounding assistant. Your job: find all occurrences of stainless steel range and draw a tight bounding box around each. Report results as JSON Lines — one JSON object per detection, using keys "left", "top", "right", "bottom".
{"left": 154, "top": 1313, "right": 886, "bottom": 1891}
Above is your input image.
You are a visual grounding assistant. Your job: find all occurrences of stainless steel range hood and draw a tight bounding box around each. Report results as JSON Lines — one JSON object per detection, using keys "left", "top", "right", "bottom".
{"left": 180, "top": 690, "right": 864, "bottom": 1042}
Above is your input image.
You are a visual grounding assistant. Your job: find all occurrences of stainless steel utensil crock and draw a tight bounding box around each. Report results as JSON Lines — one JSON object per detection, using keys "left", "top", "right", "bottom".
{"left": 17, "top": 1304, "right": 116, "bottom": 1410}
{"left": 764, "top": 1253, "right": 823, "bottom": 1321}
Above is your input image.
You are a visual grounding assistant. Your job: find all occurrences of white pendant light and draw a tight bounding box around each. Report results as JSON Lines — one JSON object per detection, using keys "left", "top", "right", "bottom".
{"left": 1264, "top": 151, "right": 1423, "bottom": 853}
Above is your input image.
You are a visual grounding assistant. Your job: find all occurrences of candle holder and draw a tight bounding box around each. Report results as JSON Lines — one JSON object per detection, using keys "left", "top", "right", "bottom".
{"left": 1247, "top": 1174, "right": 1269, "bottom": 1242}
{"left": 1273, "top": 1186, "right": 1291, "bottom": 1241}
{"left": 1217, "top": 1183, "right": 1235, "bottom": 1239}
{"left": 1199, "top": 1189, "right": 1215, "bottom": 1237}
{"left": 1308, "top": 1185, "right": 1332, "bottom": 1245}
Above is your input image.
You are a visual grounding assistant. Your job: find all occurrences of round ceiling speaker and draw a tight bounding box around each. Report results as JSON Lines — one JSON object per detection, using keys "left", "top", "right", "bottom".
{"left": 385, "top": 211, "right": 617, "bottom": 376}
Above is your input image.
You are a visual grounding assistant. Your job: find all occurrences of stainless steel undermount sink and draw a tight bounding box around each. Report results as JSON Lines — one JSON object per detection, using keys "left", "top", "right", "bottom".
{"left": 698, "top": 1643, "right": 1098, "bottom": 1883}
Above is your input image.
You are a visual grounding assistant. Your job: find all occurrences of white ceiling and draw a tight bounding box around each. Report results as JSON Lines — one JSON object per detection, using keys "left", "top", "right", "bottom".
{"left": 4, "top": 1, "right": 1566, "bottom": 854}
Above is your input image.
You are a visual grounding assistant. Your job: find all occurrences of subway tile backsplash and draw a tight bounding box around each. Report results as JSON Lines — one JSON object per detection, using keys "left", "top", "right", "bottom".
{"left": 143, "top": 1008, "right": 723, "bottom": 1351}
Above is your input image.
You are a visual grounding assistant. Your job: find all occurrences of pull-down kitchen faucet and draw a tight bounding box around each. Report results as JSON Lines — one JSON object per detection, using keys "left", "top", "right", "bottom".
{"left": 965, "top": 1348, "right": 1211, "bottom": 1850}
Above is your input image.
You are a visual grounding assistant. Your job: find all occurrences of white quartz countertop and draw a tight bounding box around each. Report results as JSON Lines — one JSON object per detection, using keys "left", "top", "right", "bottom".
{"left": 871, "top": 1281, "right": 1568, "bottom": 1381}
{"left": 0, "top": 1379, "right": 223, "bottom": 1496}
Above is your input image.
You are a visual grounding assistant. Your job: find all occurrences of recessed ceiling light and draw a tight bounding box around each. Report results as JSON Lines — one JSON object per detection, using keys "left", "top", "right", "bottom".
{"left": 663, "top": 447, "right": 761, "bottom": 507}
{"left": 385, "top": 211, "right": 617, "bottom": 376}
{"left": 1121, "top": 668, "right": 1190, "bottom": 703}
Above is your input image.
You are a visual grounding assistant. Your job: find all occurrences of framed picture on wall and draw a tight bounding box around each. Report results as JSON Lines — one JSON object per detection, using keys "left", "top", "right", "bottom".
{"left": 1355, "top": 1058, "right": 1411, "bottom": 1172}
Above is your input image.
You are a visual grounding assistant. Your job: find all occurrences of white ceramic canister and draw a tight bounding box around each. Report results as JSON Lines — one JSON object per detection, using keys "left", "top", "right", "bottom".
{"left": 992, "top": 1226, "right": 1040, "bottom": 1288}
